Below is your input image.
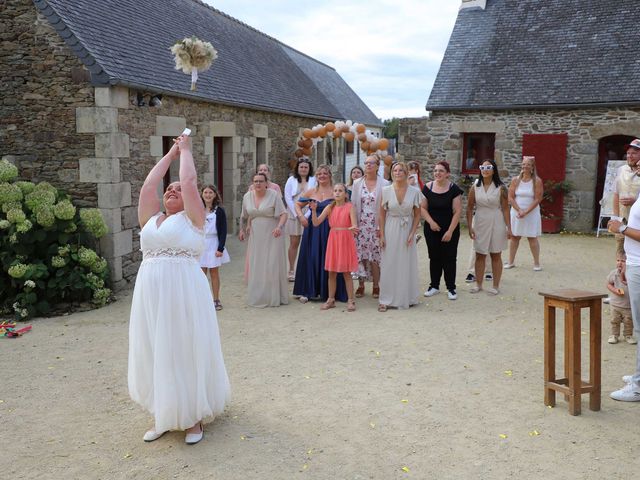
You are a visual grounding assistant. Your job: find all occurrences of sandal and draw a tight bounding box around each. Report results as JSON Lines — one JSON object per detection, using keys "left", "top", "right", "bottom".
{"left": 347, "top": 299, "right": 356, "bottom": 312}
{"left": 288, "top": 271, "right": 295, "bottom": 282}
{"left": 377, "top": 304, "right": 387, "bottom": 312}
{"left": 214, "top": 300, "right": 223, "bottom": 311}
{"left": 321, "top": 298, "right": 336, "bottom": 310}
{"left": 355, "top": 284, "right": 365, "bottom": 298}
{"left": 299, "top": 296, "right": 309, "bottom": 304}
{"left": 372, "top": 286, "right": 380, "bottom": 299}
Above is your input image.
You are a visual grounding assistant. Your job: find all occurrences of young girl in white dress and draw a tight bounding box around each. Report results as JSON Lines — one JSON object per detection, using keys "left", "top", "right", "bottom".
{"left": 200, "top": 185, "right": 231, "bottom": 311}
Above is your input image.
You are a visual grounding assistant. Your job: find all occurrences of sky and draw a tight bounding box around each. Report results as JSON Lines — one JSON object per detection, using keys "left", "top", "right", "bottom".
{"left": 204, "top": 0, "right": 460, "bottom": 121}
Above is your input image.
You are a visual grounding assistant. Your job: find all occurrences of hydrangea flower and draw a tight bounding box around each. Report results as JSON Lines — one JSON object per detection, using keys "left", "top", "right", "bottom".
{"left": 20, "top": 309, "right": 29, "bottom": 319}
{"left": 85, "top": 272, "right": 105, "bottom": 290}
{"left": 78, "top": 246, "right": 99, "bottom": 268}
{"left": 51, "top": 256, "right": 66, "bottom": 268}
{"left": 92, "top": 287, "right": 112, "bottom": 306}
{"left": 8, "top": 263, "right": 29, "bottom": 278}
{"left": 24, "top": 280, "right": 36, "bottom": 289}
{"left": 0, "top": 159, "right": 18, "bottom": 182}
{"left": 79, "top": 209, "right": 108, "bottom": 238}
{"left": 35, "top": 205, "right": 55, "bottom": 227}
{"left": 64, "top": 222, "right": 77, "bottom": 233}
{"left": 15, "top": 181, "right": 36, "bottom": 196}
{"left": 91, "top": 258, "right": 108, "bottom": 274}
{"left": 53, "top": 199, "right": 76, "bottom": 220}
{"left": 16, "top": 219, "right": 33, "bottom": 233}
{"left": 0, "top": 219, "right": 10, "bottom": 229}
{"left": 2, "top": 201, "right": 22, "bottom": 213}
{"left": 0, "top": 183, "right": 23, "bottom": 207}
{"left": 58, "top": 244, "right": 71, "bottom": 256}
{"left": 6, "top": 208, "right": 26, "bottom": 224}
{"left": 25, "top": 189, "right": 56, "bottom": 211}
{"left": 8, "top": 233, "right": 18, "bottom": 244}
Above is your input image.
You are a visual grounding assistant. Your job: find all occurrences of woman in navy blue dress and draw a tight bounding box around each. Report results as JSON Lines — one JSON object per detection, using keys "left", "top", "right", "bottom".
{"left": 292, "top": 164, "right": 347, "bottom": 303}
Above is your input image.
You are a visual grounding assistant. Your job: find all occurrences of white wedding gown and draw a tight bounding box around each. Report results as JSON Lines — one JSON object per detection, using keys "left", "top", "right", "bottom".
{"left": 128, "top": 211, "right": 230, "bottom": 433}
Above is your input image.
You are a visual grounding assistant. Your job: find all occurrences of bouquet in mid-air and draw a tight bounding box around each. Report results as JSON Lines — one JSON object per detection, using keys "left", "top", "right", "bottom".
{"left": 170, "top": 36, "right": 218, "bottom": 91}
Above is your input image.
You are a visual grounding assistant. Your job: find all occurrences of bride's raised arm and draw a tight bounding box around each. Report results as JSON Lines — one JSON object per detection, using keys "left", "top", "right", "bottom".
{"left": 175, "top": 135, "right": 205, "bottom": 229}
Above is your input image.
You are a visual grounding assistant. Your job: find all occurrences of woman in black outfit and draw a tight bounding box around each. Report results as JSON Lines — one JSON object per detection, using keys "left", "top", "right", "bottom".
{"left": 420, "top": 161, "right": 463, "bottom": 300}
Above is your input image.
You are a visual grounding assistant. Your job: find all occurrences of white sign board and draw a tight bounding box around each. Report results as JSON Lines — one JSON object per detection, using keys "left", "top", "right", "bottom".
{"left": 600, "top": 160, "right": 626, "bottom": 216}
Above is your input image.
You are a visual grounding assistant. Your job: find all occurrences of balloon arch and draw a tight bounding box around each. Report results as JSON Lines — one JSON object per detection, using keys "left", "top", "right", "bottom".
{"left": 293, "top": 120, "right": 394, "bottom": 168}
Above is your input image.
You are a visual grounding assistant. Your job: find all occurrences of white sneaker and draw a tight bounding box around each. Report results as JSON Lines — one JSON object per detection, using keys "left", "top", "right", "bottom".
{"left": 503, "top": 263, "right": 515, "bottom": 269}
{"left": 608, "top": 335, "right": 619, "bottom": 344}
{"left": 486, "top": 287, "right": 499, "bottom": 295}
{"left": 533, "top": 265, "right": 543, "bottom": 271}
{"left": 623, "top": 375, "right": 634, "bottom": 384}
{"left": 469, "top": 284, "right": 482, "bottom": 294}
{"left": 447, "top": 289, "right": 457, "bottom": 300}
{"left": 603, "top": 297, "right": 611, "bottom": 304}
{"left": 424, "top": 287, "right": 440, "bottom": 297}
{"left": 610, "top": 382, "right": 640, "bottom": 401}
{"left": 626, "top": 336, "right": 638, "bottom": 345}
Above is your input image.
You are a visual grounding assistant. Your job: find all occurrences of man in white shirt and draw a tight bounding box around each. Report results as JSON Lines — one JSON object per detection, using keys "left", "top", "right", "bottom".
{"left": 613, "top": 139, "right": 640, "bottom": 254}
{"left": 609, "top": 166, "right": 640, "bottom": 400}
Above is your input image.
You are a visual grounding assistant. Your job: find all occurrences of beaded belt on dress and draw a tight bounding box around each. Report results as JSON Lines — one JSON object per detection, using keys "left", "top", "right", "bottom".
{"left": 142, "top": 248, "right": 199, "bottom": 260}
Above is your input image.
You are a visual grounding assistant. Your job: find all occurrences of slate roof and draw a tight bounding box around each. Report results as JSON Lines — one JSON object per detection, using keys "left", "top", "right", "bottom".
{"left": 33, "top": 0, "right": 381, "bottom": 125}
{"left": 427, "top": 0, "right": 640, "bottom": 111}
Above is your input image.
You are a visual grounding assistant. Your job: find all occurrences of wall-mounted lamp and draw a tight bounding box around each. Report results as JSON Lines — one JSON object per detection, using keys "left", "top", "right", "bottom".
{"left": 149, "top": 94, "right": 163, "bottom": 107}
{"left": 135, "top": 92, "right": 163, "bottom": 107}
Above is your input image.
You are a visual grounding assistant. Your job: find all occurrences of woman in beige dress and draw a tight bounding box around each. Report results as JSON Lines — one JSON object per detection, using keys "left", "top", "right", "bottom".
{"left": 239, "top": 173, "right": 289, "bottom": 307}
{"left": 466, "top": 159, "right": 511, "bottom": 295}
{"left": 378, "top": 162, "right": 422, "bottom": 311}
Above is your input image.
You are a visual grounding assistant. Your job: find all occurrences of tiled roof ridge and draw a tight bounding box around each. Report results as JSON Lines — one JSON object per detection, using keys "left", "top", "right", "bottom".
{"left": 187, "top": 0, "right": 337, "bottom": 73}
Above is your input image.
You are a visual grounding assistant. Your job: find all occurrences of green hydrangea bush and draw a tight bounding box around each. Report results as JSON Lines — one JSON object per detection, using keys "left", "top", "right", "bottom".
{"left": 0, "top": 159, "right": 112, "bottom": 320}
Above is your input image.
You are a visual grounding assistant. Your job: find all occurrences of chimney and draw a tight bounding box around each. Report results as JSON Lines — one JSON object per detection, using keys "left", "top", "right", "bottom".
{"left": 460, "top": 0, "right": 487, "bottom": 10}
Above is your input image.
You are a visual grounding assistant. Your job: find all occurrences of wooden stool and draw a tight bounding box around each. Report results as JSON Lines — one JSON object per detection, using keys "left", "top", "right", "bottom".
{"left": 539, "top": 289, "right": 607, "bottom": 415}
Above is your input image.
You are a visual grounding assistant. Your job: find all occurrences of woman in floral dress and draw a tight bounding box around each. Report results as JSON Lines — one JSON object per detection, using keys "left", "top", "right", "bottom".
{"left": 351, "top": 155, "right": 390, "bottom": 298}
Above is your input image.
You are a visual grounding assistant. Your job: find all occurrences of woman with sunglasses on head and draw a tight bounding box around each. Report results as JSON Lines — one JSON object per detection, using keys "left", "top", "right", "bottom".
{"left": 466, "top": 159, "right": 511, "bottom": 295}
{"left": 284, "top": 159, "right": 316, "bottom": 281}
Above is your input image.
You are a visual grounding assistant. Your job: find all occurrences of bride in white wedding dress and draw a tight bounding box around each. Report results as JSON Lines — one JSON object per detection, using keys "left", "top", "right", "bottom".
{"left": 128, "top": 133, "right": 230, "bottom": 445}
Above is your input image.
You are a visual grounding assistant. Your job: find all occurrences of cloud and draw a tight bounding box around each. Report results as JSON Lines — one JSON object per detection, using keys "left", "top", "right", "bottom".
{"left": 206, "top": 0, "right": 459, "bottom": 119}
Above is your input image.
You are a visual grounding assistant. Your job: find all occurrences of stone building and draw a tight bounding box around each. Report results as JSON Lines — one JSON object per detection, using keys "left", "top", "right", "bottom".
{"left": 398, "top": 0, "right": 640, "bottom": 232}
{"left": 1, "top": 0, "right": 381, "bottom": 288}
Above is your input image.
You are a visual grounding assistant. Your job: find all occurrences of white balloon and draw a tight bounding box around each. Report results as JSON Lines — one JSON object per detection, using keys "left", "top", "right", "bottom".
{"left": 381, "top": 150, "right": 388, "bottom": 156}
{"left": 346, "top": 120, "right": 353, "bottom": 127}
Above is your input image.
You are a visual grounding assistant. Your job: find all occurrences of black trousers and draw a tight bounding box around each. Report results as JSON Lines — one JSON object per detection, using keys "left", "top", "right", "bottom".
{"left": 424, "top": 225, "right": 460, "bottom": 291}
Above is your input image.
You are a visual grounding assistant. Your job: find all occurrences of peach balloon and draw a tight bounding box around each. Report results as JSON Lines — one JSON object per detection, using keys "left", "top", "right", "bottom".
{"left": 379, "top": 138, "right": 389, "bottom": 150}
{"left": 325, "top": 122, "right": 335, "bottom": 132}
{"left": 302, "top": 138, "right": 313, "bottom": 148}
{"left": 302, "top": 147, "right": 312, "bottom": 156}
{"left": 357, "top": 133, "right": 367, "bottom": 142}
{"left": 295, "top": 149, "right": 303, "bottom": 158}
{"left": 344, "top": 132, "right": 355, "bottom": 142}
{"left": 333, "top": 129, "right": 342, "bottom": 139}
{"left": 361, "top": 141, "right": 370, "bottom": 151}
{"left": 302, "top": 128, "right": 313, "bottom": 139}
{"left": 384, "top": 155, "right": 393, "bottom": 166}
{"left": 356, "top": 124, "right": 366, "bottom": 134}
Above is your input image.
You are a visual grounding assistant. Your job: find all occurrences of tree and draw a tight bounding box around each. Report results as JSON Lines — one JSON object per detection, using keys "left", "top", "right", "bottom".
{"left": 382, "top": 118, "right": 399, "bottom": 140}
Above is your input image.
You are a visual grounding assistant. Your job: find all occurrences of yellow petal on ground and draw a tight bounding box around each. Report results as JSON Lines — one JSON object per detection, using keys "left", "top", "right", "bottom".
{"left": 123, "top": 453, "right": 132, "bottom": 459}
{"left": 401, "top": 399, "right": 409, "bottom": 403}
{"left": 401, "top": 466, "right": 410, "bottom": 473}
{"left": 376, "top": 351, "right": 380, "bottom": 356}
{"left": 302, "top": 464, "right": 308, "bottom": 470}
{"left": 582, "top": 331, "right": 587, "bottom": 335}
{"left": 369, "top": 422, "right": 375, "bottom": 428}
{"left": 504, "top": 370, "right": 513, "bottom": 376}
{"left": 240, "top": 435, "right": 246, "bottom": 440}
{"left": 307, "top": 449, "right": 313, "bottom": 455}
{"left": 547, "top": 405, "right": 553, "bottom": 409}
{"left": 529, "top": 430, "right": 540, "bottom": 436}
{"left": 499, "top": 434, "right": 507, "bottom": 439}
{"left": 304, "top": 375, "right": 310, "bottom": 379}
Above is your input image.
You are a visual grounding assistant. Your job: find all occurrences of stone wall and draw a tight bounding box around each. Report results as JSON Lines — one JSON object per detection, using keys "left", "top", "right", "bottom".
{"left": 398, "top": 108, "right": 640, "bottom": 231}
{"left": 1, "top": 0, "right": 96, "bottom": 204}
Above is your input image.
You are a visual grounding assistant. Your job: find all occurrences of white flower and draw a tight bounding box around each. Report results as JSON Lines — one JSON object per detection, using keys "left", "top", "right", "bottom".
{"left": 24, "top": 280, "right": 36, "bottom": 289}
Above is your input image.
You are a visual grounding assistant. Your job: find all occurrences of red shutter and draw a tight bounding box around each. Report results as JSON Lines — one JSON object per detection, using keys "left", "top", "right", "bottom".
{"left": 522, "top": 133, "right": 568, "bottom": 220}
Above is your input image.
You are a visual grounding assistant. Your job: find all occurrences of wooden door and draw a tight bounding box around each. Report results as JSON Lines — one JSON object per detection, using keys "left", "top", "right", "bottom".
{"left": 522, "top": 133, "right": 568, "bottom": 220}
